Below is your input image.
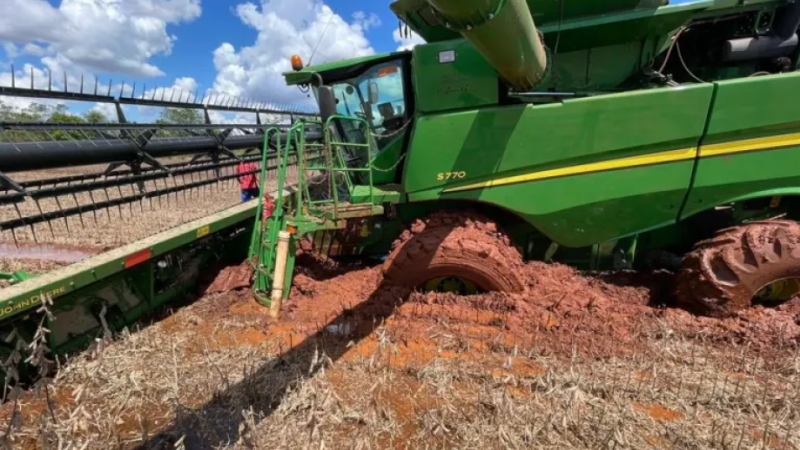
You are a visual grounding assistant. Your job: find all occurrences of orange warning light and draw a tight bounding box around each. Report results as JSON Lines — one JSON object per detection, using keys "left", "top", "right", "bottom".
{"left": 377, "top": 66, "right": 398, "bottom": 77}
{"left": 291, "top": 55, "right": 304, "bottom": 71}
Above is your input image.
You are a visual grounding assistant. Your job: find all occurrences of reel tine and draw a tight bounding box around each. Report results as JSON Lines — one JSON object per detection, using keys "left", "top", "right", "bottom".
{"left": 99, "top": 179, "right": 114, "bottom": 222}
{"left": 10, "top": 227, "right": 19, "bottom": 248}
{"left": 34, "top": 199, "right": 56, "bottom": 240}
{"left": 71, "top": 192, "right": 87, "bottom": 228}
{"left": 155, "top": 179, "right": 163, "bottom": 209}
{"left": 180, "top": 174, "right": 188, "bottom": 203}
{"left": 11, "top": 202, "right": 37, "bottom": 244}
{"left": 87, "top": 190, "right": 100, "bottom": 225}
{"left": 54, "top": 196, "right": 71, "bottom": 235}
{"left": 115, "top": 185, "right": 125, "bottom": 218}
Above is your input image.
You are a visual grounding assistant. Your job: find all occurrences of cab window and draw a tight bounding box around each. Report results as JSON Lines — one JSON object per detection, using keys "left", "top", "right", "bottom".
{"left": 327, "top": 59, "right": 408, "bottom": 152}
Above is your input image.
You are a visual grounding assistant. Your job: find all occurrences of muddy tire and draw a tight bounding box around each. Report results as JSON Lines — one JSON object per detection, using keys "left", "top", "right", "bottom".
{"left": 677, "top": 220, "right": 800, "bottom": 317}
{"left": 383, "top": 213, "right": 525, "bottom": 293}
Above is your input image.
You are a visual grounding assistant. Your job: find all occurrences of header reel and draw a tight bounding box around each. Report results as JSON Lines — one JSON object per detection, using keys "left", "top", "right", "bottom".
{"left": 0, "top": 68, "right": 318, "bottom": 245}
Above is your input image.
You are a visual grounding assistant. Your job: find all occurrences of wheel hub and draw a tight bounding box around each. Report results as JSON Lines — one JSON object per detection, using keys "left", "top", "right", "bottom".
{"left": 754, "top": 278, "right": 800, "bottom": 303}
{"left": 423, "top": 276, "right": 479, "bottom": 295}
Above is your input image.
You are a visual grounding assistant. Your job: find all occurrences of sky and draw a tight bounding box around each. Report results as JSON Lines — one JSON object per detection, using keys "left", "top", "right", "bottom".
{"left": 0, "top": 0, "right": 425, "bottom": 121}
{"left": 0, "top": 0, "right": 700, "bottom": 121}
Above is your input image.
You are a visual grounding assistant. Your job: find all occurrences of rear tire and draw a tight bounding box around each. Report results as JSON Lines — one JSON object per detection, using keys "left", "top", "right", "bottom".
{"left": 677, "top": 220, "right": 800, "bottom": 317}
{"left": 383, "top": 213, "right": 526, "bottom": 294}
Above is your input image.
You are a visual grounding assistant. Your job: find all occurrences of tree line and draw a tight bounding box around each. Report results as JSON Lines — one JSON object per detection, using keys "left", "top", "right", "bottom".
{"left": 0, "top": 100, "right": 204, "bottom": 141}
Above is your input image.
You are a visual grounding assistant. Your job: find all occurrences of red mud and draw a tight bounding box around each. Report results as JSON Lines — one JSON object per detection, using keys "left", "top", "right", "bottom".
{"left": 205, "top": 262, "right": 254, "bottom": 294}
{"left": 254, "top": 260, "right": 800, "bottom": 360}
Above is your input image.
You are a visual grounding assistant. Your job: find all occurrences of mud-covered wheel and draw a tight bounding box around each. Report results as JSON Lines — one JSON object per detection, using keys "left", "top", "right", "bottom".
{"left": 677, "top": 220, "right": 800, "bottom": 317}
{"left": 383, "top": 213, "right": 525, "bottom": 294}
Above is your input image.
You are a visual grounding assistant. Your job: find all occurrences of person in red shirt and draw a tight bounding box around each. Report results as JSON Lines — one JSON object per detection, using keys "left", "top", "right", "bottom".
{"left": 237, "top": 161, "right": 260, "bottom": 202}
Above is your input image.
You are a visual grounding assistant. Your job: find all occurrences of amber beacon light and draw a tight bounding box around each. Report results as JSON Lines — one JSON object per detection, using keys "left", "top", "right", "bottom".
{"left": 291, "top": 55, "right": 304, "bottom": 71}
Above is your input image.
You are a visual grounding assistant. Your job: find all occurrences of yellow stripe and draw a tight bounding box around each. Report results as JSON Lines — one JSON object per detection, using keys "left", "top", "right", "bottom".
{"left": 700, "top": 131, "right": 800, "bottom": 157}
{"left": 444, "top": 131, "right": 800, "bottom": 194}
{"left": 444, "top": 147, "right": 697, "bottom": 193}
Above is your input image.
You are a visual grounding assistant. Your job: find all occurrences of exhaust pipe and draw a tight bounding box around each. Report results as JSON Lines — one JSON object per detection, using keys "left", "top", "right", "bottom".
{"left": 425, "top": 0, "right": 548, "bottom": 90}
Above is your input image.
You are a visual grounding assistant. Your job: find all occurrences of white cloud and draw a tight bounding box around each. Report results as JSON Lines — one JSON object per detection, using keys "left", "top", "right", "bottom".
{"left": 393, "top": 28, "right": 425, "bottom": 51}
{"left": 2, "top": 43, "right": 18, "bottom": 59}
{"left": 210, "top": 0, "right": 378, "bottom": 106}
{"left": 0, "top": 0, "right": 201, "bottom": 77}
{"left": 89, "top": 102, "right": 118, "bottom": 120}
{"left": 352, "top": 11, "right": 381, "bottom": 32}
{"left": 0, "top": 65, "right": 73, "bottom": 112}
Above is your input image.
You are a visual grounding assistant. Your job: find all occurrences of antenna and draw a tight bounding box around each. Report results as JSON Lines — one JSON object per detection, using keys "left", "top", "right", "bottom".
{"left": 308, "top": 10, "right": 336, "bottom": 66}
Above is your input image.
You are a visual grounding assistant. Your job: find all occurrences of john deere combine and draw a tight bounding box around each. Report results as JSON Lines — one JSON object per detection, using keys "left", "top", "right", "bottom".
{"left": 255, "top": 0, "right": 800, "bottom": 318}
{"left": 3, "top": 0, "right": 800, "bottom": 380}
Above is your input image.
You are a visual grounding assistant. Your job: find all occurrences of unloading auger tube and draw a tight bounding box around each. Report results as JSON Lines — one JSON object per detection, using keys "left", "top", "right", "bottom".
{"left": 425, "top": 0, "right": 547, "bottom": 90}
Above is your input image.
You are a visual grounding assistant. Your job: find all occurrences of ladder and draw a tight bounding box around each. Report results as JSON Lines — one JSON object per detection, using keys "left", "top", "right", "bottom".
{"left": 249, "top": 125, "right": 293, "bottom": 309}
{"left": 248, "top": 116, "right": 386, "bottom": 310}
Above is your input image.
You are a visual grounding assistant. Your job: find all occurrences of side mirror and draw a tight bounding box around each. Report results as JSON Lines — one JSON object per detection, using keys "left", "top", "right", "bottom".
{"left": 368, "top": 81, "right": 379, "bottom": 104}
{"left": 318, "top": 86, "right": 337, "bottom": 123}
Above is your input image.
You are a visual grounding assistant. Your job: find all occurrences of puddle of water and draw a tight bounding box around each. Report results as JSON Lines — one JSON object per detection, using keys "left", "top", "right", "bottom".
{"left": 0, "top": 244, "right": 94, "bottom": 263}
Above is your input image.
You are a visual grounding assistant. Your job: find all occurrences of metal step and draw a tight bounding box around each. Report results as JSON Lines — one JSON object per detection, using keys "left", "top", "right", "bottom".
{"left": 315, "top": 202, "right": 384, "bottom": 219}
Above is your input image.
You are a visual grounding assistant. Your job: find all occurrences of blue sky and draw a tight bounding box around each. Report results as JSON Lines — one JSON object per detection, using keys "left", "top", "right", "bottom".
{"left": 135, "top": 0, "right": 401, "bottom": 98}
{"left": 0, "top": 0, "right": 416, "bottom": 119}
{"left": 0, "top": 0, "right": 701, "bottom": 119}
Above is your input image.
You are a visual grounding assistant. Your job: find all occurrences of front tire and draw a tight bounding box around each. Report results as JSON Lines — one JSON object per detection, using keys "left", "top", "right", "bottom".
{"left": 677, "top": 220, "right": 800, "bottom": 317}
{"left": 383, "top": 213, "right": 526, "bottom": 294}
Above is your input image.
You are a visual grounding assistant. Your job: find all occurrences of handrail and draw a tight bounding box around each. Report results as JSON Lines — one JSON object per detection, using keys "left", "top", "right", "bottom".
{"left": 320, "top": 114, "right": 376, "bottom": 217}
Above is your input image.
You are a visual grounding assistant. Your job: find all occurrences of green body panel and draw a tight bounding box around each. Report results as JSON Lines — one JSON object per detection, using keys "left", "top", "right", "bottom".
{"left": 425, "top": 0, "right": 547, "bottom": 89}
{"left": 391, "top": 0, "right": 673, "bottom": 43}
{"left": 684, "top": 72, "right": 800, "bottom": 218}
{"left": 535, "top": 2, "right": 706, "bottom": 53}
{"left": 371, "top": 134, "right": 407, "bottom": 184}
{"left": 412, "top": 40, "right": 498, "bottom": 113}
{"left": 403, "top": 84, "right": 714, "bottom": 247}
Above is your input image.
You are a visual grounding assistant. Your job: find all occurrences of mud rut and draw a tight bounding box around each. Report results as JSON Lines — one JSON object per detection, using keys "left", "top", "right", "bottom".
{"left": 290, "top": 259, "right": 800, "bottom": 358}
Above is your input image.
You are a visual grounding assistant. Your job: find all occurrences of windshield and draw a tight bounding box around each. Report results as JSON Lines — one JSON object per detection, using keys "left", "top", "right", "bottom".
{"left": 315, "top": 59, "right": 407, "bottom": 152}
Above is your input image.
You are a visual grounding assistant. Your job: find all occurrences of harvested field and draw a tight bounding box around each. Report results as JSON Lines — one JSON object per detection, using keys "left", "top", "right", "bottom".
{"left": 1, "top": 164, "right": 243, "bottom": 249}
{"left": 0, "top": 161, "right": 296, "bottom": 275}
{"left": 3, "top": 260, "right": 800, "bottom": 449}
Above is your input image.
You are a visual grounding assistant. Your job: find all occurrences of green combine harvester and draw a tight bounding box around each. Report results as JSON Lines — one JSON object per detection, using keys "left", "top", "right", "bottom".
{"left": 3, "top": 0, "right": 800, "bottom": 379}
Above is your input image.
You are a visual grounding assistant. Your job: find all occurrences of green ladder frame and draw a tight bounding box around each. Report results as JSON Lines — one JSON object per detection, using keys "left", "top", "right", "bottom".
{"left": 249, "top": 116, "right": 383, "bottom": 306}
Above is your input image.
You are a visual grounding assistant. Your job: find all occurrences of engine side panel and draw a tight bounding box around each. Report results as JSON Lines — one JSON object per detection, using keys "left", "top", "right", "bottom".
{"left": 403, "top": 84, "right": 714, "bottom": 247}
{"left": 684, "top": 72, "right": 800, "bottom": 218}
